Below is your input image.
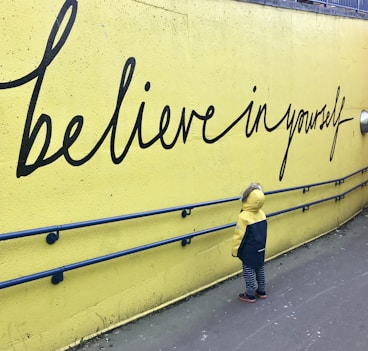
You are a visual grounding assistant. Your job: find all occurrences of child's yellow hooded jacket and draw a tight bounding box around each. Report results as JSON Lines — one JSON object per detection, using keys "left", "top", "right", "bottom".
{"left": 232, "top": 189, "right": 267, "bottom": 268}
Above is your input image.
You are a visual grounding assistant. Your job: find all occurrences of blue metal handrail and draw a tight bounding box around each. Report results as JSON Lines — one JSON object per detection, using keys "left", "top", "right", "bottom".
{"left": 0, "top": 167, "right": 366, "bottom": 289}
{"left": 0, "top": 179, "right": 366, "bottom": 289}
{"left": 267, "top": 179, "right": 367, "bottom": 217}
{"left": 0, "top": 223, "right": 234, "bottom": 289}
{"left": 0, "top": 197, "right": 238, "bottom": 242}
{"left": 1, "top": 166, "right": 367, "bottom": 242}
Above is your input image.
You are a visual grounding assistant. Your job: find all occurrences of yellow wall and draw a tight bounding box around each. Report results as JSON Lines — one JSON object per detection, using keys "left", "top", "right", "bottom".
{"left": 1, "top": 1, "right": 367, "bottom": 350}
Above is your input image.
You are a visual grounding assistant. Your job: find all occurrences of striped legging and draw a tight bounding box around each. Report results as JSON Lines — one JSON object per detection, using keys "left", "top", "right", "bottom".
{"left": 242, "top": 264, "right": 266, "bottom": 297}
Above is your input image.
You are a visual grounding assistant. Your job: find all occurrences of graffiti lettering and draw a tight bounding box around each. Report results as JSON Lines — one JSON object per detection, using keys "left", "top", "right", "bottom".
{"left": 0, "top": 0, "right": 354, "bottom": 181}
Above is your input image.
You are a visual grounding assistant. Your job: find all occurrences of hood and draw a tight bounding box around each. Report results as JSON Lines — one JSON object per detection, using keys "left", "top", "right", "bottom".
{"left": 241, "top": 189, "right": 265, "bottom": 212}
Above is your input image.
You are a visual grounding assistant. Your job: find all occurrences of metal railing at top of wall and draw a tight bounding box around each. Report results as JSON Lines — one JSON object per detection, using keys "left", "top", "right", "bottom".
{"left": 291, "top": 0, "right": 368, "bottom": 13}
{"left": 0, "top": 166, "right": 367, "bottom": 289}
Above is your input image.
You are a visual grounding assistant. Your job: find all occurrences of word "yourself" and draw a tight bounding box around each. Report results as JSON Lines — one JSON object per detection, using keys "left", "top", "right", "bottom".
{"left": 0, "top": 0, "right": 353, "bottom": 181}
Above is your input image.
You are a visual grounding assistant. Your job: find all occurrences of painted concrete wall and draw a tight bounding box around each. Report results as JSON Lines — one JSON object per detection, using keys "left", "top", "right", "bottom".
{"left": 0, "top": 0, "right": 367, "bottom": 350}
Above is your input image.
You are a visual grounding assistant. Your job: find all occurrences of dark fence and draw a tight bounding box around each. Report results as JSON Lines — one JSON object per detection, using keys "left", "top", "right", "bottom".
{"left": 298, "top": 0, "right": 368, "bottom": 12}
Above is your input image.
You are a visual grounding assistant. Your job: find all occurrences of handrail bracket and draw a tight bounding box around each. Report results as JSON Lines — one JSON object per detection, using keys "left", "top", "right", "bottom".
{"left": 181, "top": 209, "right": 192, "bottom": 218}
{"left": 51, "top": 271, "right": 64, "bottom": 285}
{"left": 181, "top": 237, "right": 192, "bottom": 246}
{"left": 46, "top": 231, "right": 60, "bottom": 245}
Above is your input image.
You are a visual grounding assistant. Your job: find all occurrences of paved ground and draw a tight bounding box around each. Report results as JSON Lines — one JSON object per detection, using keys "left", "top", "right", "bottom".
{"left": 71, "top": 207, "right": 368, "bottom": 351}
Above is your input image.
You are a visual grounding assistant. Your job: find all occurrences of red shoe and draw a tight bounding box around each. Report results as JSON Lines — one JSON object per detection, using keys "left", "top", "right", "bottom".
{"left": 255, "top": 289, "right": 267, "bottom": 299}
{"left": 238, "top": 293, "right": 256, "bottom": 303}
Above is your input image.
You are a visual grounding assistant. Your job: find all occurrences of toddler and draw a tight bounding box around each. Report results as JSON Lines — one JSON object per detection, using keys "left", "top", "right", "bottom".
{"left": 232, "top": 183, "right": 268, "bottom": 303}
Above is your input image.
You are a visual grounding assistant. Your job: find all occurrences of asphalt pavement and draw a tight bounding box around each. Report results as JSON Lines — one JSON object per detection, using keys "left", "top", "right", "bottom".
{"left": 70, "top": 207, "right": 368, "bottom": 351}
